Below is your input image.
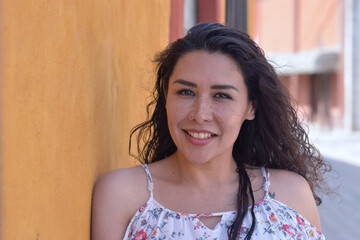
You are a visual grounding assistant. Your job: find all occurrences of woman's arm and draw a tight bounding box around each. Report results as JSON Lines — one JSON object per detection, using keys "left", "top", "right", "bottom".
{"left": 91, "top": 167, "right": 148, "bottom": 240}
{"left": 269, "top": 169, "right": 322, "bottom": 230}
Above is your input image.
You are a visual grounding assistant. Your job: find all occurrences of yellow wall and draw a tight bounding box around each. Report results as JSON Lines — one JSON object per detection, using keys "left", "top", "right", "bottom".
{"left": 0, "top": 0, "right": 170, "bottom": 239}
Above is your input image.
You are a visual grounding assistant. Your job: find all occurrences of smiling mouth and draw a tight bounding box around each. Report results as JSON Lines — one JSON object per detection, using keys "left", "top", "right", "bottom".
{"left": 184, "top": 130, "right": 217, "bottom": 139}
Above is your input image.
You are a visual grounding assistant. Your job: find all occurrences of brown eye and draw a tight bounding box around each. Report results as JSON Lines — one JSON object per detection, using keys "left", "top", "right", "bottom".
{"left": 177, "top": 89, "right": 195, "bottom": 96}
{"left": 214, "top": 92, "right": 232, "bottom": 100}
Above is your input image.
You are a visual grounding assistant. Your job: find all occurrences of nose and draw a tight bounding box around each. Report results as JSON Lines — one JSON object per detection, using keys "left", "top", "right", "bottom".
{"left": 189, "top": 96, "right": 213, "bottom": 123}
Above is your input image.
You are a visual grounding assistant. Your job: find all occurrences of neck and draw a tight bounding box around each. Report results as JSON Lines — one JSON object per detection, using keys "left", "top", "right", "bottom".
{"left": 169, "top": 151, "right": 239, "bottom": 187}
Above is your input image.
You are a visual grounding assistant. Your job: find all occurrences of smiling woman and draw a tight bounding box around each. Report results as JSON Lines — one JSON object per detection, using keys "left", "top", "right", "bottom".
{"left": 91, "top": 23, "right": 330, "bottom": 240}
{"left": 165, "top": 51, "right": 254, "bottom": 165}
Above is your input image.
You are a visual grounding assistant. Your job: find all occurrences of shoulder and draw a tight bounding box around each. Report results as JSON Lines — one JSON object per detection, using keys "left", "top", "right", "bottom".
{"left": 94, "top": 165, "right": 148, "bottom": 191}
{"left": 268, "top": 169, "right": 322, "bottom": 230}
{"left": 91, "top": 165, "right": 149, "bottom": 240}
{"left": 93, "top": 166, "right": 149, "bottom": 206}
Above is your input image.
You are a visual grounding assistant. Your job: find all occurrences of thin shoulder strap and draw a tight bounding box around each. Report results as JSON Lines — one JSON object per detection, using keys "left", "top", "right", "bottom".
{"left": 261, "top": 167, "right": 270, "bottom": 194}
{"left": 141, "top": 164, "right": 154, "bottom": 197}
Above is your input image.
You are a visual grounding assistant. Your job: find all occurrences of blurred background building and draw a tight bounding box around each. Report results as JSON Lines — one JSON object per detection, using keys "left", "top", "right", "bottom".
{"left": 170, "top": 0, "right": 360, "bottom": 132}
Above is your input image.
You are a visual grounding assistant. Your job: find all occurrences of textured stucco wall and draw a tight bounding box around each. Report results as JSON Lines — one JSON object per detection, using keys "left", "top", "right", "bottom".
{"left": 0, "top": 0, "right": 170, "bottom": 239}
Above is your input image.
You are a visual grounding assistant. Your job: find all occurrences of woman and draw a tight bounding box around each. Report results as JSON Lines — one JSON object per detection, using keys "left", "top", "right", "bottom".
{"left": 92, "top": 23, "right": 329, "bottom": 239}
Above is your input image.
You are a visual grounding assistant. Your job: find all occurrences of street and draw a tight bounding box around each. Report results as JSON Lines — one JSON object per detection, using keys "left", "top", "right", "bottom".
{"left": 318, "top": 159, "right": 360, "bottom": 239}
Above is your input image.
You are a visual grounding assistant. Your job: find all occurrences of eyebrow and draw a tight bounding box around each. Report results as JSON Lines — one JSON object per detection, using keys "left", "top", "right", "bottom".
{"left": 173, "top": 79, "right": 239, "bottom": 92}
{"left": 211, "top": 85, "right": 239, "bottom": 92}
{"left": 173, "top": 79, "right": 197, "bottom": 87}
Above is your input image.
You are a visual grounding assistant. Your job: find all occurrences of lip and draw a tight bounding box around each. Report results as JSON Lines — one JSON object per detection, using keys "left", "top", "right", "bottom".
{"left": 183, "top": 129, "right": 217, "bottom": 146}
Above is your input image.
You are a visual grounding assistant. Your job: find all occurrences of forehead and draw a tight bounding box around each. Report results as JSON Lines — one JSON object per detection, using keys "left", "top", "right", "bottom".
{"left": 170, "top": 50, "right": 244, "bottom": 86}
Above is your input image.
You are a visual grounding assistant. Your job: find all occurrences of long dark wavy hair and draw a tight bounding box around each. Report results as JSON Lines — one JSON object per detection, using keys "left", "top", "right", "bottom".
{"left": 129, "top": 23, "right": 330, "bottom": 239}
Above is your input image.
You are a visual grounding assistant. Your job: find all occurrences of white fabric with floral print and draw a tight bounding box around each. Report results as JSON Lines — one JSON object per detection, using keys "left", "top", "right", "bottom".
{"left": 123, "top": 164, "right": 325, "bottom": 240}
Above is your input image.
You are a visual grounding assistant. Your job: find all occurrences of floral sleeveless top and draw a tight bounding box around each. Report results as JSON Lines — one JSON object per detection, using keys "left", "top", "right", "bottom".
{"left": 124, "top": 164, "right": 325, "bottom": 240}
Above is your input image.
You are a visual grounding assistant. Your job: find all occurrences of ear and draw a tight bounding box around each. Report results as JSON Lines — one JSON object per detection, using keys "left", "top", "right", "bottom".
{"left": 245, "top": 100, "right": 256, "bottom": 120}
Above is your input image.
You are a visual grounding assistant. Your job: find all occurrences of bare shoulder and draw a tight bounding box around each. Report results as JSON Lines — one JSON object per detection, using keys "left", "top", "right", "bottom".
{"left": 268, "top": 169, "right": 321, "bottom": 230}
{"left": 91, "top": 165, "right": 149, "bottom": 240}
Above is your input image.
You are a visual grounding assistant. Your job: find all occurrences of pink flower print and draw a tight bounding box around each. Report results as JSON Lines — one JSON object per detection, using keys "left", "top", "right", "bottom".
{"left": 138, "top": 203, "right": 147, "bottom": 213}
{"left": 283, "top": 224, "right": 295, "bottom": 237}
{"left": 239, "top": 225, "right": 249, "bottom": 234}
{"left": 176, "top": 213, "right": 181, "bottom": 219}
{"left": 134, "top": 229, "right": 147, "bottom": 240}
{"left": 296, "top": 215, "right": 306, "bottom": 226}
{"left": 194, "top": 220, "right": 204, "bottom": 230}
{"left": 269, "top": 212, "right": 278, "bottom": 223}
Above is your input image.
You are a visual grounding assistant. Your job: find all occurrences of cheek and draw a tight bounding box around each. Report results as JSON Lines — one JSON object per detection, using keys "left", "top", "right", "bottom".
{"left": 215, "top": 106, "right": 247, "bottom": 133}
{"left": 166, "top": 101, "right": 185, "bottom": 126}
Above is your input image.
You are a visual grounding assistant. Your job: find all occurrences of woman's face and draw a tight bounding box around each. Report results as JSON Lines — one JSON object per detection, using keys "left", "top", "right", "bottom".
{"left": 165, "top": 51, "right": 254, "bottom": 165}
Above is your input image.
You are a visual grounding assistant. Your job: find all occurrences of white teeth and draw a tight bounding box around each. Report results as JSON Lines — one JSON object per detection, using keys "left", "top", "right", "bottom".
{"left": 187, "top": 131, "right": 214, "bottom": 139}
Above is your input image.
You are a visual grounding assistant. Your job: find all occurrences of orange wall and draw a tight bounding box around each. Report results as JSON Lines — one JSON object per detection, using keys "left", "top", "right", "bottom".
{"left": 0, "top": 0, "right": 170, "bottom": 239}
